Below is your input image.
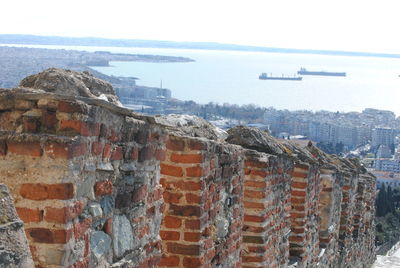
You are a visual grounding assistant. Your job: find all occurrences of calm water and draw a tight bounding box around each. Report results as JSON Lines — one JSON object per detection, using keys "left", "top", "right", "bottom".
{"left": 4, "top": 44, "right": 400, "bottom": 114}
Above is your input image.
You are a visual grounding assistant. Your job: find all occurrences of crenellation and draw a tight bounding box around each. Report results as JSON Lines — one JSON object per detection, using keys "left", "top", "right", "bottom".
{"left": 0, "top": 70, "right": 377, "bottom": 267}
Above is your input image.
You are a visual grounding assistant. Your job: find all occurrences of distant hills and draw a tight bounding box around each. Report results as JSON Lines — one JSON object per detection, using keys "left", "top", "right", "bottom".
{"left": 1, "top": 34, "right": 400, "bottom": 59}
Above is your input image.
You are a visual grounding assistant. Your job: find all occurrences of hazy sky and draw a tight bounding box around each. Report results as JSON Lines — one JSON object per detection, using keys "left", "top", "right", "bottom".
{"left": 2, "top": 0, "right": 400, "bottom": 53}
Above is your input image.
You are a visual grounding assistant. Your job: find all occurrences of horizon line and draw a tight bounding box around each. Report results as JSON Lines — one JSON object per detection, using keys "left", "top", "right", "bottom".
{"left": 1, "top": 34, "right": 400, "bottom": 59}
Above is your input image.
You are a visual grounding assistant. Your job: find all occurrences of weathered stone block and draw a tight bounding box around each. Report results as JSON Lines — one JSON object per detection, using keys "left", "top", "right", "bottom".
{"left": 91, "top": 231, "right": 112, "bottom": 260}
{"left": 112, "top": 214, "right": 134, "bottom": 258}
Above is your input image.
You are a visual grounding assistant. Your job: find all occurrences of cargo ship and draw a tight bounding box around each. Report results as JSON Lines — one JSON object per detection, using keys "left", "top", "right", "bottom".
{"left": 297, "top": 67, "right": 346, "bottom": 77}
{"left": 259, "top": 73, "right": 302, "bottom": 81}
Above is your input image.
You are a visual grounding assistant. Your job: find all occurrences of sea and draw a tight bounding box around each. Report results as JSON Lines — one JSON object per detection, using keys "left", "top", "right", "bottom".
{"left": 4, "top": 44, "right": 400, "bottom": 115}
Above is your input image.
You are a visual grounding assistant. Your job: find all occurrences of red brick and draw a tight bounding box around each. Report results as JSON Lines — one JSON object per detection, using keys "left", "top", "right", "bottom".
{"left": 20, "top": 183, "right": 74, "bottom": 200}
{"left": 244, "top": 201, "right": 265, "bottom": 209}
{"left": 49, "top": 184, "right": 75, "bottom": 200}
{"left": 155, "top": 149, "right": 166, "bottom": 161}
{"left": 179, "top": 181, "right": 202, "bottom": 191}
{"left": 243, "top": 256, "right": 264, "bottom": 263}
{"left": 91, "top": 141, "right": 103, "bottom": 156}
{"left": 130, "top": 147, "right": 139, "bottom": 160}
{"left": 160, "top": 231, "right": 180, "bottom": 241}
{"left": 44, "top": 141, "right": 86, "bottom": 159}
{"left": 41, "top": 110, "right": 58, "bottom": 130}
{"left": 292, "top": 228, "right": 305, "bottom": 234}
{"left": 292, "top": 205, "right": 305, "bottom": 211}
{"left": 291, "top": 171, "right": 308, "bottom": 178}
{"left": 45, "top": 207, "right": 69, "bottom": 224}
{"left": 95, "top": 180, "right": 113, "bottom": 196}
{"left": 58, "top": 100, "right": 88, "bottom": 114}
{"left": 247, "top": 246, "right": 267, "bottom": 253}
{"left": 110, "top": 146, "right": 123, "bottom": 160}
{"left": 102, "top": 143, "right": 112, "bottom": 159}
{"left": 166, "top": 137, "right": 185, "bottom": 151}
{"left": 167, "top": 243, "right": 200, "bottom": 256}
{"left": 185, "top": 193, "right": 201, "bottom": 204}
{"left": 159, "top": 256, "right": 180, "bottom": 267}
{"left": 59, "top": 120, "right": 82, "bottom": 134}
{"left": 342, "top": 185, "right": 351, "bottom": 191}
{"left": 291, "top": 212, "right": 306, "bottom": 219}
{"left": 250, "top": 170, "right": 268, "bottom": 178}
{"left": 184, "top": 232, "right": 200, "bottom": 242}
{"left": 289, "top": 235, "right": 305, "bottom": 243}
{"left": 291, "top": 197, "right": 306, "bottom": 204}
{"left": 244, "top": 160, "right": 267, "bottom": 168}
{"left": 244, "top": 181, "right": 267, "bottom": 188}
{"left": 243, "top": 225, "right": 266, "bottom": 233}
{"left": 132, "top": 185, "right": 148, "bottom": 202}
{"left": 163, "top": 216, "right": 182, "bottom": 228}
{"left": 163, "top": 191, "right": 183, "bottom": 204}
{"left": 186, "top": 166, "right": 203, "bottom": 177}
{"left": 0, "top": 139, "right": 6, "bottom": 155}
{"left": 108, "top": 129, "right": 120, "bottom": 142}
{"left": 290, "top": 248, "right": 305, "bottom": 257}
{"left": 7, "top": 141, "right": 42, "bottom": 157}
{"left": 187, "top": 139, "right": 206, "bottom": 150}
{"left": 81, "top": 122, "right": 100, "bottom": 137}
{"left": 103, "top": 218, "right": 112, "bottom": 235}
{"left": 242, "top": 235, "right": 264, "bottom": 244}
{"left": 74, "top": 218, "right": 92, "bottom": 239}
{"left": 185, "top": 219, "right": 200, "bottom": 230}
{"left": 169, "top": 204, "right": 201, "bottom": 217}
{"left": 44, "top": 142, "right": 69, "bottom": 159}
{"left": 171, "top": 153, "right": 203, "bottom": 164}
{"left": 292, "top": 181, "right": 307, "bottom": 189}
{"left": 161, "top": 163, "right": 184, "bottom": 177}
{"left": 44, "top": 202, "right": 86, "bottom": 224}
{"left": 26, "top": 228, "right": 72, "bottom": 244}
{"left": 244, "top": 215, "right": 265, "bottom": 223}
{"left": 16, "top": 207, "right": 42, "bottom": 223}
{"left": 183, "top": 257, "right": 203, "bottom": 267}
{"left": 23, "top": 117, "right": 40, "bottom": 133}
{"left": 292, "top": 190, "right": 306, "bottom": 197}
{"left": 146, "top": 206, "right": 156, "bottom": 216}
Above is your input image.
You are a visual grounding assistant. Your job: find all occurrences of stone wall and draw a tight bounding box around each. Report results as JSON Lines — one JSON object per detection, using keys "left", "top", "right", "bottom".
{"left": 0, "top": 183, "right": 34, "bottom": 267}
{"left": 0, "top": 73, "right": 376, "bottom": 268}
{"left": 0, "top": 90, "right": 165, "bottom": 267}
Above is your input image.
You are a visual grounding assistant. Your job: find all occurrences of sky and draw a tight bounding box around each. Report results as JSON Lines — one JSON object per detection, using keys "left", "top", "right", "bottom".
{"left": 2, "top": 0, "right": 400, "bottom": 53}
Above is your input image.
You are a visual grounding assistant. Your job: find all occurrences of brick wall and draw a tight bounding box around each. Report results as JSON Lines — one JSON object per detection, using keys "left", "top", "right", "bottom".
{"left": 0, "top": 89, "right": 377, "bottom": 268}
{"left": 159, "top": 135, "right": 244, "bottom": 268}
{"left": 242, "top": 151, "right": 292, "bottom": 268}
{"left": 0, "top": 93, "right": 164, "bottom": 267}
{"left": 289, "top": 162, "right": 321, "bottom": 267}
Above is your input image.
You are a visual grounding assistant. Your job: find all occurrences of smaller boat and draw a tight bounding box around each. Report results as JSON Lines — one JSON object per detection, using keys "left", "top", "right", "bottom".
{"left": 259, "top": 73, "right": 302, "bottom": 81}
